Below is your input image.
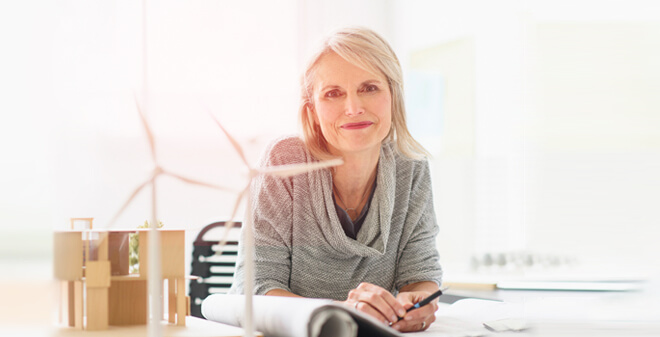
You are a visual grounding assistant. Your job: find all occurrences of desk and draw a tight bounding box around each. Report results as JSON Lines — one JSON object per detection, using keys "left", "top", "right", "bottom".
{"left": 430, "top": 287, "right": 660, "bottom": 337}
{"left": 54, "top": 317, "right": 262, "bottom": 337}
{"left": 0, "top": 262, "right": 259, "bottom": 336}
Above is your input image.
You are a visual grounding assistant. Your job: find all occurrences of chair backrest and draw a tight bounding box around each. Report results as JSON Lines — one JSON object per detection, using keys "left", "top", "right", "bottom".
{"left": 189, "top": 221, "right": 241, "bottom": 318}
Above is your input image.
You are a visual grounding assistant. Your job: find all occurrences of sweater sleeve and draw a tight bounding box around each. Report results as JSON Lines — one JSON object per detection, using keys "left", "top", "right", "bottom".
{"left": 394, "top": 159, "right": 443, "bottom": 290}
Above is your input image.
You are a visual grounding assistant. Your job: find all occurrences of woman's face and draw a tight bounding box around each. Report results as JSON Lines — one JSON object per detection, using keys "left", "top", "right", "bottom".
{"left": 311, "top": 52, "right": 392, "bottom": 157}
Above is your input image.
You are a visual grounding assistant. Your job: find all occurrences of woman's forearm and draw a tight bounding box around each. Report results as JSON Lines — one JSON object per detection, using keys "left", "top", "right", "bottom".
{"left": 399, "top": 281, "right": 439, "bottom": 294}
{"left": 264, "top": 288, "right": 303, "bottom": 298}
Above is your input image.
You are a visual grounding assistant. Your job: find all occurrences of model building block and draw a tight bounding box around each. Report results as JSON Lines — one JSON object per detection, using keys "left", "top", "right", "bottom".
{"left": 54, "top": 232, "right": 83, "bottom": 281}
{"left": 168, "top": 279, "right": 176, "bottom": 324}
{"left": 70, "top": 217, "right": 94, "bottom": 230}
{"left": 176, "top": 277, "right": 186, "bottom": 326}
{"left": 96, "top": 232, "right": 109, "bottom": 261}
{"left": 86, "top": 260, "right": 111, "bottom": 330}
{"left": 109, "top": 232, "right": 130, "bottom": 275}
{"left": 58, "top": 282, "right": 80, "bottom": 327}
{"left": 86, "top": 261, "right": 111, "bottom": 288}
{"left": 108, "top": 279, "right": 148, "bottom": 325}
{"left": 137, "top": 230, "right": 185, "bottom": 278}
{"left": 86, "top": 287, "right": 109, "bottom": 330}
{"left": 73, "top": 281, "right": 83, "bottom": 329}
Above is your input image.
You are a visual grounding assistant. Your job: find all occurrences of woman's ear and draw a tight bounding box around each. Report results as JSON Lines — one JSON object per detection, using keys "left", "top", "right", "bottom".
{"left": 307, "top": 104, "right": 319, "bottom": 124}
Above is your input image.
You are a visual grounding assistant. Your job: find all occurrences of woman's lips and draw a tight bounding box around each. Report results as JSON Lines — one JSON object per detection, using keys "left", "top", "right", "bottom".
{"left": 341, "top": 121, "right": 374, "bottom": 130}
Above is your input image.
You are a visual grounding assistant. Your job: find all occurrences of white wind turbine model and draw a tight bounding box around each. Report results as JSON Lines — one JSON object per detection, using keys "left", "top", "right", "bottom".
{"left": 206, "top": 110, "right": 343, "bottom": 337}
{"left": 108, "top": 98, "right": 342, "bottom": 337}
{"left": 107, "top": 98, "right": 237, "bottom": 337}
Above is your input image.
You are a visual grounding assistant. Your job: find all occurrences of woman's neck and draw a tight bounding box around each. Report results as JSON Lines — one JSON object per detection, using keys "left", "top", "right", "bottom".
{"left": 331, "top": 148, "right": 379, "bottom": 219}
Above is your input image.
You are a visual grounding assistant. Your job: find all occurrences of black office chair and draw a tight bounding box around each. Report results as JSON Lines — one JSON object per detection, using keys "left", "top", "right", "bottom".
{"left": 189, "top": 221, "right": 241, "bottom": 318}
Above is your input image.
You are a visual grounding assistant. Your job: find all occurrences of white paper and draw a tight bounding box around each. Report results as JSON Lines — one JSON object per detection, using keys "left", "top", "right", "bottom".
{"left": 202, "top": 295, "right": 332, "bottom": 337}
{"left": 203, "top": 295, "right": 529, "bottom": 337}
{"left": 411, "top": 299, "right": 525, "bottom": 337}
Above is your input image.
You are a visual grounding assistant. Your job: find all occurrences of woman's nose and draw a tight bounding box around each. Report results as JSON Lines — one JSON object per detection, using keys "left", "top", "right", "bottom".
{"left": 345, "top": 94, "right": 364, "bottom": 116}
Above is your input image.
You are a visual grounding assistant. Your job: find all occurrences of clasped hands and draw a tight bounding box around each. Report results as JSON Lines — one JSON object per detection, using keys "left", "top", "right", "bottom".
{"left": 344, "top": 282, "right": 437, "bottom": 332}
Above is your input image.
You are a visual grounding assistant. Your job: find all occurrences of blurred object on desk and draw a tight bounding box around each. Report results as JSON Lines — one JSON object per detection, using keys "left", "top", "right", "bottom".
{"left": 470, "top": 250, "right": 577, "bottom": 273}
{"left": 496, "top": 279, "right": 645, "bottom": 292}
{"left": 443, "top": 250, "right": 647, "bottom": 292}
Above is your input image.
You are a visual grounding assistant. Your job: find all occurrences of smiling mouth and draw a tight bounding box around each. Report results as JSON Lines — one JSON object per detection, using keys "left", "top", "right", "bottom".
{"left": 341, "top": 121, "right": 374, "bottom": 130}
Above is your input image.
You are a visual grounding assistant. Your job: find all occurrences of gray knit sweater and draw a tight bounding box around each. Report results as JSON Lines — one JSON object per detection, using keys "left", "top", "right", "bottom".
{"left": 229, "top": 136, "right": 442, "bottom": 300}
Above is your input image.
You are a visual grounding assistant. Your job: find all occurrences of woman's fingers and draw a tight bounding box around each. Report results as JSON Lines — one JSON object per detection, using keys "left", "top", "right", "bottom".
{"left": 394, "top": 318, "right": 432, "bottom": 332}
{"left": 346, "top": 285, "right": 439, "bottom": 331}
{"left": 347, "top": 282, "right": 406, "bottom": 324}
{"left": 391, "top": 306, "right": 436, "bottom": 332}
{"left": 354, "top": 300, "right": 390, "bottom": 325}
{"left": 391, "top": 291, "right": 438, "bottom": 332}
{"left": 355, "top": 284, "right": 405, "bottom": 322}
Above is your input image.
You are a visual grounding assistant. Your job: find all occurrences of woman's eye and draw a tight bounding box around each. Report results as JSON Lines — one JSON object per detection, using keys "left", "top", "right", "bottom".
{"left": 364, "top": 84, "right": 379, "bottom": 92}
{"left": 325, "top": 90, "right": 341, "bottom": 98}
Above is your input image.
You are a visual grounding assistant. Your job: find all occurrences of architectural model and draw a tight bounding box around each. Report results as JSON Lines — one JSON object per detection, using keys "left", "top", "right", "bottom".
{"left": 54, "top": 222, "right": 188, "bottom": 330}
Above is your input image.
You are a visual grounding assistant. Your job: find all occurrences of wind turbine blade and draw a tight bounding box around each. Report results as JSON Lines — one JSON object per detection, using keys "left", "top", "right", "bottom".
{"left": 207, "top": 110, "right": 250, "bottom": 168}
{"left": 257, "top": 158, "right": 343, "bottom": 178}
{"left": 215, "top": 185, "right": 248, "bottom": 252}
{"left": 135, "top": 94, "right": 157, "bottom": 163}
{"left": 107, "top": 177, "right": 152, "bottom": 228}
{"left": 163, "top": 170, "right": 238, "bottom": 194}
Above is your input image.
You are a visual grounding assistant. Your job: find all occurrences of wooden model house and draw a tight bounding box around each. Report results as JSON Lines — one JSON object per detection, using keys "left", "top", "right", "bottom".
{"left": 54, "top": 225, "right": 188, "bottom": 330}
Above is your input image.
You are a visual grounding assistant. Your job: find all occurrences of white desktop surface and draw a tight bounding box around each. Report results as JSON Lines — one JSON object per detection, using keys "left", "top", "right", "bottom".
{"left": 2, "top": 258, "right": 658, "bottom": 337}
{"left": 420, "top": 286, "right": 660, "bottom": 337}
{"left": 54, "top": 316, "right": 261, "bottom": 337}
{"left": 0, "top": 259, "right": 259, "bottom": 337}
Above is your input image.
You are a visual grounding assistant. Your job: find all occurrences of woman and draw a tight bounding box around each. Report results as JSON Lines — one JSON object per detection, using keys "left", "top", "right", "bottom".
{"left": 230, "top": 26, "right": 442, "bottom": 332}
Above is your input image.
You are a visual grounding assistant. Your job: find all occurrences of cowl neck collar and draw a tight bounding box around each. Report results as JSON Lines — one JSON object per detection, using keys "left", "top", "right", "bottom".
{"left": 310, "top": 142, "right": 396, "bottom": 257}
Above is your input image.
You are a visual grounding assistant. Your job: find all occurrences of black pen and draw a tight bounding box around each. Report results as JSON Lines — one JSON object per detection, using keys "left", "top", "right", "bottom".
{"left": 407, "top": 288, "right": 444, "bottom": 312}
{"left": 392, "top": 288, "right": 446, "bottom": 324}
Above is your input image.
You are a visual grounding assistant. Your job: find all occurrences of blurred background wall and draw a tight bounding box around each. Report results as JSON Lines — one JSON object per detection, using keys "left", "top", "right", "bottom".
{"left": 1, "top": 1, "right": 659, "bottom": 317}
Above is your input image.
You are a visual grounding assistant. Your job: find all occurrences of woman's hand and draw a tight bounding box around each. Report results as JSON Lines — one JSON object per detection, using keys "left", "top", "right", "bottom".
{"left": 390, "top": 290, "right": 437, "bottom": 332}
{"left": 343, "top": 282, "right": 407, "bottom": 326}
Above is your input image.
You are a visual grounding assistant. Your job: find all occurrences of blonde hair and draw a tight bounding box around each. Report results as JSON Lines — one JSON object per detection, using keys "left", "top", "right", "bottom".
{"left": 299, "top": 26, "right": 429, "bottom": 161}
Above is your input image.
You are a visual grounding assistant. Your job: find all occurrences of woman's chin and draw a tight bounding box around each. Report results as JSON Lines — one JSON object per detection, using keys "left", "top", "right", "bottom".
{"left": 336, "top": 144, "right": 382, "bottom": 157}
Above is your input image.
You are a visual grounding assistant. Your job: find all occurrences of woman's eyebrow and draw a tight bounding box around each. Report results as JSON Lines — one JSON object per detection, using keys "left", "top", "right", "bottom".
{"left": 320, "top": 79, "right": 384, "bottom": 92}
{"left": 319, "top": 84, "right": 341, "bottom": 92}
{"left": 360, "top": 79, "right": 385, "bottom": 87}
